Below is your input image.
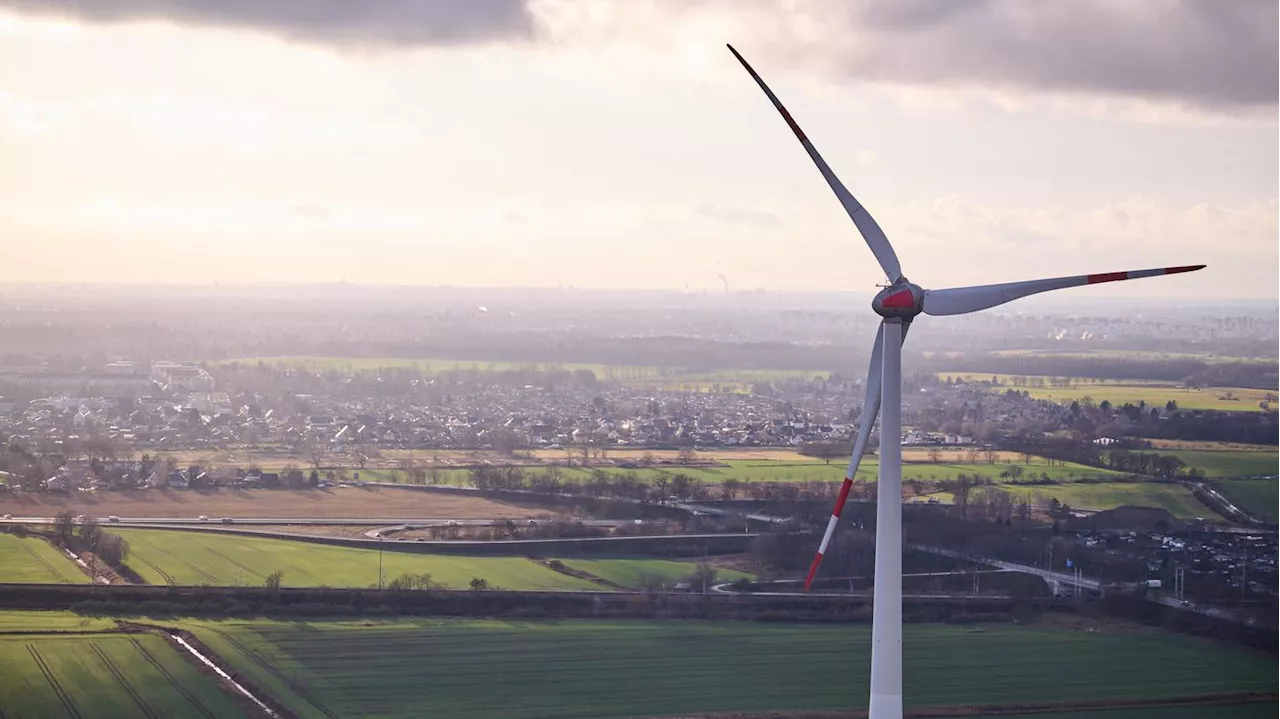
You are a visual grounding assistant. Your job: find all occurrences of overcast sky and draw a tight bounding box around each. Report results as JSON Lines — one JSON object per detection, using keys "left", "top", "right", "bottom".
{"left": 1, "top": 0, "right": 1275, "bottom": 299}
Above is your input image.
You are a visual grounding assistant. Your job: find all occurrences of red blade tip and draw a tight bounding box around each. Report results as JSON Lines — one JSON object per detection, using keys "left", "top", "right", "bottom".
{"left": 802, "top": 554, "right": 823, "bottom": 592}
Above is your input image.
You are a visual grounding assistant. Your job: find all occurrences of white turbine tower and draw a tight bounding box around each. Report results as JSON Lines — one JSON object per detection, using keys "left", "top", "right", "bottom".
{"left": 727, "top": 45, "right": 1205, "bottom": 719}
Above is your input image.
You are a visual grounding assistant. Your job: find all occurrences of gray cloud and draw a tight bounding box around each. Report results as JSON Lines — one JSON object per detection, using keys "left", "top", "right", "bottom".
{"left": 5, "top": 1, "right": 1274, "bottom": 108}
{"left": 822, "top": 0, "right": 1277, "bottom": 107}
{"left": 0, "top": 0, "right": 535, "bottom": 46}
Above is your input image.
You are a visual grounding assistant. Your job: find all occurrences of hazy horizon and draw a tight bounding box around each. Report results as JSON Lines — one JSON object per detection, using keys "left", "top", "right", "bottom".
{"left": 1, "top": 279, "right": 1274, "bottom": 314}
{"left": 2, "top": 1, "right": 1276, "bottom": 299}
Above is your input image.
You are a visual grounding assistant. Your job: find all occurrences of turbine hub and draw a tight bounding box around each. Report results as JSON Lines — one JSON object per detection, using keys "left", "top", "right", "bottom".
{"left": 872, "top": 281, "right": 924, "bottom": 319}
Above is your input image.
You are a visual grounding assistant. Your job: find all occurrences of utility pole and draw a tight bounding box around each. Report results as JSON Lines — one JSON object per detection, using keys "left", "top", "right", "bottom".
{"left": 378, "top": 537, "right": 384, "bottom": 590}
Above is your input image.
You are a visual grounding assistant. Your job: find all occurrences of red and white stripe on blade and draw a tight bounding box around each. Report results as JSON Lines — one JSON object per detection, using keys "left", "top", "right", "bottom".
{"left": 922, "top": 265, "right": 1205, "bottom": 317}
{"left": 804, "top": 476, "right": 854, "bottom": 590}
{"left": 802, "top": 322, "right": 889, "bottom": 592}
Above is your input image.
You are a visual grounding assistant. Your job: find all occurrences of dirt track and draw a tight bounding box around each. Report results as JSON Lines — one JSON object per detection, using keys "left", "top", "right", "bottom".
{"left": 0, "top": 487, "right": 538, "bottom": 519}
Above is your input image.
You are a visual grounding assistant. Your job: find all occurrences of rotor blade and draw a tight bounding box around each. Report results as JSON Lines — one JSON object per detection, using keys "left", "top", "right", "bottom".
{"left": 804, "top": 321, "right": 909, "bottom": 591}
{"left": 922, "top": 265, "right": 1206, "bottom": 317}
{"left": 727, "top": 44, "right": 903, "bottom": 283}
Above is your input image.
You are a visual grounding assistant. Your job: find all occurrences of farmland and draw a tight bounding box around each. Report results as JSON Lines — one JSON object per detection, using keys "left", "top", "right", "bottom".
{"left": 0, "top": 534, "right": 90, "bottom": 584}
{"left": 1215, "top": 479, "right": 1279, "bottom": 523}
{"left": 362, "top": 457, "right": 1126, "bottom": 486}
{"left": 1005, "top": 707, "right": 1276, "bottom": 719}
{"left": 555, "top": 558, "right": 753, "bottom": 588}
{"left": 116, "top": 529, "right": 600, "bottom": 590}
{"left": 0, "top": 631, "right": 248, "bottom": 718}
{"left": 0, "top": 486, "right": 542, "bottom": 520}
{"left": 158, "top": 445, "right": 1093, "bottom": 469}
{"left": 180, "top": 617, "right": 1277, "bottom": 719}
{"left": 939, "top": 373, "right": 1272, "bottom": 413}
{"left": 1131, "top": 444, "right": 1276, "bottom": 521}
{"left": 0, "top": 610, "right": 116, "bottom": 633}
{"left": 987, "top": 348, "right": 1267, "bottom": 364}
{"left": 940, "top": 482, "right": 1219, "bottom": 519}
{"left": 1157, "top": 449, "right": 1278, "bottom": 478}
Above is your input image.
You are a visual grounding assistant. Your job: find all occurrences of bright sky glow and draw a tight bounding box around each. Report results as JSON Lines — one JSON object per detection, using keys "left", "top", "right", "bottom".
{"left": 1, "top": 1, "right": 1275, "bottom": 298}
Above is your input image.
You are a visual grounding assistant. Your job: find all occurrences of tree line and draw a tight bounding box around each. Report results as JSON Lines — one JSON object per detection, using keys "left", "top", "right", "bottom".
{"left": 50, "top": 512, "right": 131, "bottom": 577}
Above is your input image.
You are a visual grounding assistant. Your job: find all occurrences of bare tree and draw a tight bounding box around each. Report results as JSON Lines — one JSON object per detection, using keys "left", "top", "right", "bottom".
{"left": 927, "top": 448, "right": 942, "bottom": 464}
{"left": 676, "top": 447, "right": 697, "bottom": 465}
{"left": 77, "top": 517, "right": 103, "bottom": 554}
{"left": 951, "top": 478, "right": 975, "bottom": 520}
{"left": 640, "top": 451, "right": 656, "bottom": 468}
{"left": 720, "top": 478, "right": 741, "bottom": 500}
{"left": 408, "top": 463, "right": 427, "bottom": 485}
{"left": 687, "top": 563, "right": 718, "bottom": 594}
{"left": 653, "top": 475, "right": 670, "bottom": 498}
{"left": 98, "top": 534, "right": 130, "bottom": 566}
{"left": 53, "top": 511, "right": 76, "bottom": 546}
{"left": 635, "top": 570, "right": 666, "bottom": 594}
{"left": 307, "top": 437, "right": 327, "bottom": 471}
{"left": 388, "top": 572, "right": 438, "bottom": 591}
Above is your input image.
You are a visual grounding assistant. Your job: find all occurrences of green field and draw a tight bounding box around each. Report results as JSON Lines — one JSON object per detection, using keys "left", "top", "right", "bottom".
{"left": 0, "top": 534, "right": 90, "bottom": 584}
{"left": 1141, "top": 446, "right": 1276, "bottom": 522}
{"left": 362, "top": 457, "right": 1124, "bottom": 488}
{"left": 1160, "top": 450, "right": 1278, "bottom": 478}
{"left": 1005, "top": 707, "right": 1276, "bottom": 719}
{"left": 939, "top": 372, "right": 1171, "bottom": 385}
{"left": 0, "top": 610, "right": 116, "bottom": 633}
{"left": 179, "top": 618, "right": 1277, "bottom": 719}
{"left": 987, "top": 349, "right": 1268, "bottom": 363}
{"left": 556, "top": 558, "right": 752, "bottom": 588}
{"left": 1215, "top": 479, "right": 1279, "bottom": 523}
{"left": 0, "top": 632, "right": 248, "bottom": 718}
{"left": 938, "top": 371, "right": 1273, "bottom": 412}
{"left": 695, "top": 459, "right": 1121, "bottom": 483}
{"left": 934, "top": 482, "right": 1219, "bottom": 519}
{"left": 1052, "top": 384, "right": 1275, "bottom": 412}
{"left": 116, "top": 529, "right": 599, "bottom": 590}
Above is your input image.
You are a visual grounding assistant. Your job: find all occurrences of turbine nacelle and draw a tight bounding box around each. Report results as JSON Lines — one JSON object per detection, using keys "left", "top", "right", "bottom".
{"left": 872, "top": 282, "right": 924, "bottom": 320}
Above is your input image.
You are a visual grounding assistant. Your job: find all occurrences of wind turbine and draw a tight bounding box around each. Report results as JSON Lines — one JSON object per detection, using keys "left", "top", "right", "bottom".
{"left": 726, "top": 45, "right": 1204, "bottom": 719}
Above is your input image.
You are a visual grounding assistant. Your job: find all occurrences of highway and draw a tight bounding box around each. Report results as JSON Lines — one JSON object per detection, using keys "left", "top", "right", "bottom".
{"left": 910, "top": 544, "right": 1241, "bottom": 621}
